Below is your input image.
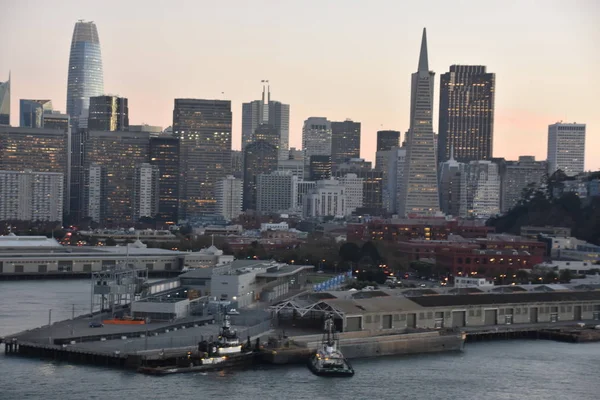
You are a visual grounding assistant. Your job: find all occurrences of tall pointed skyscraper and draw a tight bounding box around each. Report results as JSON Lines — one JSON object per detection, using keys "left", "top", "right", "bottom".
{"left": 0, "top": 72, "right": 10, "bottom": 126}
{"left": 398, "top": 28, "right": 440, "bottom": 217}
{"left": 66, "top": 20, "right": 104, "bottom": 129}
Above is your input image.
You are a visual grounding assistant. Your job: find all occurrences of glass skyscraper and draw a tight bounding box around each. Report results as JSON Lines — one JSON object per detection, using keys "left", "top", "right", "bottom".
{"left": 0, "top": 73, "right": 10, "bottom": 126}
{"left": 20, "top": 100, "right": 53, "bottom": 128}
{"left": 66, "top": 21, "right": 104, "bottom": 129}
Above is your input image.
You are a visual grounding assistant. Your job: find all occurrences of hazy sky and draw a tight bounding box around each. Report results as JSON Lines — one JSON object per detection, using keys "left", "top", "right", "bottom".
{"left": 1, "top": 0, "right": 599, "bottom": 169}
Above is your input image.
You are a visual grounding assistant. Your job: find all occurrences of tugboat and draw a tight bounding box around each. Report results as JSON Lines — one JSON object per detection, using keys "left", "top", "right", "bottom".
{"left": 307, "top": 314, "right": 354, "bottom": 377}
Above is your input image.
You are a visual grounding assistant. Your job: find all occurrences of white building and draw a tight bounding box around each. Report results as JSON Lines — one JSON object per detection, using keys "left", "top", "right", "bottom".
{"left": 385, "top": 147, "right": 407, "bottom": 213}
{"left": 133, "top": 163, "right": 160, "bottom": 221}
{"left": 260, "top": 222, "right": 289, "bottom": 232}
{"left": 256, "top": 171, "right": 297, "bottom": 213}
{"left": 304, "top": 179, "right": 347, "bottom": 218}
{"left": 338, "top": 173, "right": 363, "bottom": 214}
{"left": 461, "top": 161, "right": 500, "bottom": 219}
{"left": 454, "top": 276, "right": 494, "bottom": 288}
{"left": 0, "top": 170, "right": 63, "bottom": 222}
{"left": 302, "top": 117, "right": 331, "bottom": 165}
{"left": 547, "top": 122, "right": 586, "bottom": 177}
{"left": 86, "top": 163, "right": 103, "bottom": 223}
{"left": 295, "top": 180, "right": 317, "bottom": 211}
{"left": 277, "top": 159, "right": 305, "bottom": 179}
{"left": 216, "top": 175, "right": 243, "bottom": 221}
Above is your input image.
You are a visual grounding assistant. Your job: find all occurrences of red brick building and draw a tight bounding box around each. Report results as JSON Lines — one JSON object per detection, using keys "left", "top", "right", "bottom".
{"left": 347, "top": 218, "right": 494, "bottom": 243}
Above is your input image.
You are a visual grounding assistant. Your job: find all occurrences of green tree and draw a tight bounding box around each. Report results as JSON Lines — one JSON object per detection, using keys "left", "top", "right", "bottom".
{"left": 105, "top": 237, "right": 117, "bottom": 246}
{"left": 339, "top": 242, "right": 361, "bottom": 263}
{"left": 559, "top": 269, "right": 573, "bottom": 283}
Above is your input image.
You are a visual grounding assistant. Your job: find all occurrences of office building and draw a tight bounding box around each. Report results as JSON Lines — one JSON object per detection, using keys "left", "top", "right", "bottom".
{"left": 438, "top": 65, "right": 495, "bottom": 163}
{"left": 335, "top": 159, "right": 383, "bottom": 212}
{"left": 0, "top": 127, "right": 69, "bottom": 215}
{"left": 43, "top": 112, "right": 70, "bottom": 131}
{"left": 500, "top": 156, "right": 547, "bottom": 212}
{"left": 149, "top": 135, "right": 179, "bottom": 223}
{"left": 277, "top": 159, "right": 305, "bottom": 179}
{"left": 20, "top": 100, "right": 53, "bottom": 128}
{"left": 173, "top": 99, "right": 232, "bottom": 218}
{"left": 242, "top": 84, "right": 290, "bottom": 160}
{"left": 399, "top": 29, "right": 440, "bottom": 216}
{"left": 338, "top": 173, "right": 364, "bottom": 214}
{"left": 331, "top": 119, "right": 361, "bottom": 168}
{"left": 66, "top": 21, "right": 104, "bottom": 129}
{"left": 256, "top": 171, "right": 297, "bottom": 213}
{"left": 438, "top": 148, "right": 465, "bottom": 217}
{"left": 133, "top": 163, "right": 160, "bottom": 221}
{"left": 0, "top": 73, "right": 10, "bottom": 125}
{"left": 0, "top": 170, "right": 64, "bottom": 222}
{"left": 84, "top": 131, "right": 151, "bottom": 225}
{"left": 231, "top": 150, "right": 243, "bottom": 179}
{"left": 304, "top": 179, "right": 347, "bottom": 219}
{"left": 216, "top": 175, "right": 243, "bottom": 221}
{"left": 243, "top": 140, "right": 278, "bottom": 211}
{"left": 385, "top": 147, "right": 407, "bottom": 214}
{"left": 309, "top": 155, "right": 332, "bottom": 181}
{"left": 462, "top": 160, "right": 500, "bottom": 219}
{"left": 129, "top": 125, "right": 163, "bottom": 134}
{"left": 302, "top": 117, "right": 331, "bottom": 165}
{"left": 288, "top": 147, "right": 304, "bottom": 161}
{"left": 88, "top": 95, "right": 129, "bottom": 131}
{"left": 377, "top": 130, "right": 400, "bottom": 152}
{"left": 295, "top": 180, "right": 317, "bottom": 211}
{"left": 547, "top": 122, "right": 586, "bottom": 177}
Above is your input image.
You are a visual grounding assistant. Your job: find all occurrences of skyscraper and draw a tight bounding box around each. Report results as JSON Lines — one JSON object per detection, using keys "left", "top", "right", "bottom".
{"left": 302, "top": 117, "right": 332, "bottom": 166}
{"left": 243, "top": 139, "right": 278, "bottom": 211}
{"left": 241, "top": 84, "right": 290, "bottom": 160}
{"left": 398, "top": 28, "right": 440, "bottom": 217}
{"left": 309, "top": 155, "right": 332, "bottom": 181}
{"left": 84, "top": 130, "right": 151, "bottom": 225}
{"left": 0, "top": 73, "right": 10, "bottom": 125}
{"left": 216, "top": 175, "right": 243, "bottom": 221}
{"left": 547, "top": 122, "right": 586, "bottom": 177}
{"left": 0, "top": 127, "right": 70, "bottom": 216}
{"left": 462, "top": 160, "right": 500, "bottom": 219}
{"left": 438, "top": 148, "right": 465, "bottom": 217}
{"left": 88, "top": 95, "right": 129, "bottom": 131}
{"left": 43, "top": 112, "right": 70, "bottom": 131}
{"left": 377, "top": 130, "right": 400, "bottom": 152}
{"left": 173, "top": 99, "right": 232, "bottom": 218}
{"left": 256, "top": 171, "right": 297, "bottom": 214}
{"left": 499, "top": 156, "right": 547, "bottom": 212}
{"left": 331, "top": 119, "right": 361, "bottom": 168}
{"left": 133, "top": 163, "right": 160, "bottom": 221}
{"left": 66, "top": 21, "right": 104, "bottom": 129}
{"left": 438, "top": 65, "right": 495, "bottom": 163}
{"left": 150, "top": 134, "right": 179, "bottom": 223}
{"left": 20, "top": 100, "right": 53, "bottom": 128}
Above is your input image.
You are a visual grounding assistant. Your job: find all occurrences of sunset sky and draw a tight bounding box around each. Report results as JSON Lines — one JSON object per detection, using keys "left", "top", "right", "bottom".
{"left": 1, "top": 0, "right": 598, "bottom": 170}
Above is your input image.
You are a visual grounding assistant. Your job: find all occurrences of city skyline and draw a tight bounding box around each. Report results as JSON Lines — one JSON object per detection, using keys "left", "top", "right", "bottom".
{"left": 0, "top": 1, "right": 599, "bottom": 170}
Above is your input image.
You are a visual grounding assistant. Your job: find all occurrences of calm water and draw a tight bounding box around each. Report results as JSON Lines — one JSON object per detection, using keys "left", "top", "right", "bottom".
{"left": 1, "top": 280, "right": 600, "bottom": 400}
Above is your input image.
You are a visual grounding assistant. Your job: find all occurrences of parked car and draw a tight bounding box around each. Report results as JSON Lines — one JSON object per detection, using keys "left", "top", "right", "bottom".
{"left": 227, "top": 308, "right": 240, "bottom": 315}
{"left": 89, "top": 321, "right": 104, "bottom": 328}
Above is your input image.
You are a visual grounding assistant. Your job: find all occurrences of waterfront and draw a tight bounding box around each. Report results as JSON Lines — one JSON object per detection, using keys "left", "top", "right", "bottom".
{"left": 2, "top": 280, "right": 600, "bottom": 400}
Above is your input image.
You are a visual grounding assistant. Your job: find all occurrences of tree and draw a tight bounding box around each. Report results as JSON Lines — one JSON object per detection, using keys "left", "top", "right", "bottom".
{"left": 559, "top": 269, "right": 573, "bottom": 283}
{"left": 361, "top": 241, "right": 382, "bottom": 263}
{"left": 105, "top": 237, "right": 117, "bottom": 246}
{"left": 339, "top": 242, "right": 361, "bottom": 263}
{"left": 515, "top": 269, "right": 530, "bottom": 284}
{"left": 543, "top": 271, "right": 558, "bottom": 284}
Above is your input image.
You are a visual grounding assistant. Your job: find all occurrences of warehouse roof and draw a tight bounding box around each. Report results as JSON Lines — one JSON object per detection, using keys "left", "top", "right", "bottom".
{"left": 409, "top": 291, "right": 600, "bottom": 308}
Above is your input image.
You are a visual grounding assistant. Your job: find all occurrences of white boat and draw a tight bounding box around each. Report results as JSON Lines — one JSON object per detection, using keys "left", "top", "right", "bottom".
{"left": 307, "top": 314, "right": 354, "bottom": 377}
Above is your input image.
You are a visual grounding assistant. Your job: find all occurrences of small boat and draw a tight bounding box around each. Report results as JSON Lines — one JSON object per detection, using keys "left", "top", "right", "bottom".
{"left": 307, "top": 314, "right": 354, "bottom": 377}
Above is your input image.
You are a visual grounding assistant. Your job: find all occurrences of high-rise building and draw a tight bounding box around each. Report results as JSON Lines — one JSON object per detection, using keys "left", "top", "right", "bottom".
{"left": 309, "top": 155, "right": 332, "bottom": 181}
{"left": 385, "top": 147, "right": 407, "bottom": 214}
{"left": 438, "top": 148, "right": 465, "bottom": 217}
{"left": 499, "top": 156, "right": 547, "bottom": 212}
{"left": 335, "top": 159, "right": 383, "bottom": 213}
{"left": 0, "top": 72, "right": 10, "bottom": 125}
{"left": 547, "top": 122, "right": 586, "bottom": 177}
{"left": 0, "top": 127, "right": 70, "bottom": 216}
{"left": 295, "top": 180, "right": 316, "bottom": 211}
{"left": 461, "top": 160, "right": 500, "bottom": 219}
{"left": 338, "top": 173, "right": 364, "bottom": 214}
{"left": 88, "top": 96, "right": 129, "bottom": 131}
{"left": 304, "top": 179, "right": 347, "bottom": 219}
{"left": 149, "top": 135, "right": 179, "bottom": 223}
{"left": 70, "top": 127, "right": 89, "bottom": 222}
{"left": 331, "top": 119, "right": 361, "bottom": 168}
{"left": 133, "top": 163, "right": 160, "bottom": 221}
{"left": 278, "top": 159, "right": 305, "bottom": 179}
{"left": 20, "top": 100, "right": 53, "bottom": 128}
{"left": 438, "top": 65, "right": 495, "bottom": 163}
{"left": 231, "top": 150, "right": 243, "bottom": 179}
{"left": 84, "top": 131, "right": 151, "bottom": 225}
{"left": 173, "top": 99, "right": 232, "bottom": 218}
{"left": 302, "top": 117, "right": 331, "bottom": 165}
{"left": 241, "top": 84, "right": 290, "bottom": 160}
{"left": 43, "top": 112, "right": 70, "bottom": 131}
{"left": 288, "top": 147, "right": 304, "bottom": 161}
{"left": 256, "top": 171, "right": 297, "bottom": 214}
{"left": 216, "top": 175, "right": 243, "bottom": 221}
{"left": 0, "top": 170, "right": 64, "bottom": 222}
{"left": 243, "top": 140, "right": 278, "bottom": 211}
{"left": 66, "top": 21, "right": 104, "bottom": 130}
{"left": 129, "top": 124, "right": 163, "bottom": 134}
{"left": 398, "top": 28, "right": 440, "bottom": 216}
{"left": 377, "top": 130, "right": 400, "bottom": 152}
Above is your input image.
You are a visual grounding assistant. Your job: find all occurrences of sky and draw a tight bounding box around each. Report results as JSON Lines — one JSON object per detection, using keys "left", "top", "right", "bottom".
{"left": 1, "top": 0, "right": 599, "bottom": 170}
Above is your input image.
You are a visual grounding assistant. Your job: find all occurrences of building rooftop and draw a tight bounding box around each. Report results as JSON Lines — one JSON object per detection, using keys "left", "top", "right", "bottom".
{"left": 0, "top": 235, "right": 63, "bottom": 249}
{"left": 256, "top": 265, "right": 314, "bottom": 278}
{"left": 324, "top": 296, "right": 422, "bottom": 314}
{"left": 409, "top": 291, "right": 600, "bottom": 308}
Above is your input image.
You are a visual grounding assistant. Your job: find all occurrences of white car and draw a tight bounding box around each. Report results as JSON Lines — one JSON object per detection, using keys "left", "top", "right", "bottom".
{"left": 227, "top": 308, "right": 240, "bottom": 315}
